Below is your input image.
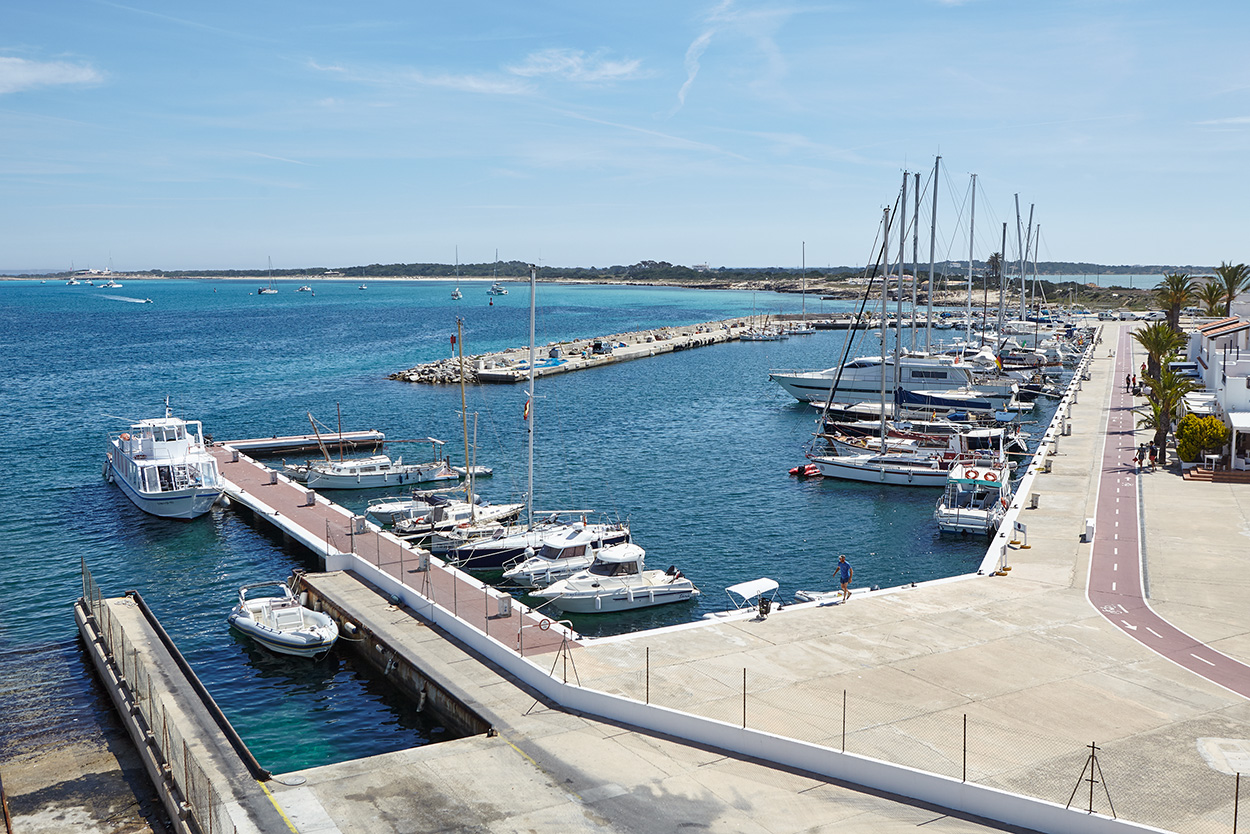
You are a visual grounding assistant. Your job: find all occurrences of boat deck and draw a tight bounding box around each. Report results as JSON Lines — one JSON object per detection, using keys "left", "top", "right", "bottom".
{"left": 209, "top": 445, "right": 571, "bottom": 657}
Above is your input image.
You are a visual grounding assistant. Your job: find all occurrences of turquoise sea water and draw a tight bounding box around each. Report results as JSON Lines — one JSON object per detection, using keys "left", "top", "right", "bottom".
{"left": 0, "top": 277, "right": 1060, "bottom": 774}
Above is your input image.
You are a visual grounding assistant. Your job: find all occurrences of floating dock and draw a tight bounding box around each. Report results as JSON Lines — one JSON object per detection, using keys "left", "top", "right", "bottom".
{"left": 217, "top": 429, "right": 385, "bottom": 456}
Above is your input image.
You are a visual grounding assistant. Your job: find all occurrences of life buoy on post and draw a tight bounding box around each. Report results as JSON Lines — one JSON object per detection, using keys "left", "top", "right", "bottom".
{"left": 538, "top": 618, "right": 552, "bottom": 631}
{"left": 984, "top": 471, "right": 998, "bottom": 482}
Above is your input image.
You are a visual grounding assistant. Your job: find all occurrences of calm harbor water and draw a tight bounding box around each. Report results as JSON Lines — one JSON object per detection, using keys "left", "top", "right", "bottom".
{"left": 0, "top": 277, "right": 1060, "bottom": 774}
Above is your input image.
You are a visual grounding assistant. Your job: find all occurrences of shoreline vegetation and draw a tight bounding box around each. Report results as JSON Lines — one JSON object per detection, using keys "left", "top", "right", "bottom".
{"left": 6, "top": 258, "right": 1207, "bottom": 308}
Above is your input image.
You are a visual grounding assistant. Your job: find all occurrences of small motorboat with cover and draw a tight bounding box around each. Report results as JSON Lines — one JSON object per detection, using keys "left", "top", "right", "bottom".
{"left": 227, "top": 580, "right": 338, "bottom": 659}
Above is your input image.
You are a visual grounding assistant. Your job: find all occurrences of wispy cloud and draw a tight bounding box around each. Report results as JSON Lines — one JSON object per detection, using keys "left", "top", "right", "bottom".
{"left": 1196, "top": 116, "right": 1250, "bottom": 126}
{"left": 0, "top": 56, "right": 102, "bottom": 95}
{"left": 242, "top": 151, "right": 313, "bottom": 166}
{"left": 506, "top": 48, "right": 646, "bottom": 83}
{"left": 309, "top": 60, "right": 530, "bottom": 96}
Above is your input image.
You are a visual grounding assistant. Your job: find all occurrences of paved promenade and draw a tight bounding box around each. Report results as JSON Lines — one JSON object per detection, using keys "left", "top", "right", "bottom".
{"left": 268, "top": 322, "right": 1249, "bottom": 834}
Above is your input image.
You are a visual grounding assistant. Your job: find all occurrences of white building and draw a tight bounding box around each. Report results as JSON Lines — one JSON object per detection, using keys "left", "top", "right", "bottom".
{"left": 1187, "top": 316, "right": 1250, "bottom": 469}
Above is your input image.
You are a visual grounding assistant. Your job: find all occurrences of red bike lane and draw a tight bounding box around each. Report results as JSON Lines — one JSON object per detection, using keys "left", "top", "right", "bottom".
{"left": 1086, "top": 325, "right": 1250, "bottom": 698}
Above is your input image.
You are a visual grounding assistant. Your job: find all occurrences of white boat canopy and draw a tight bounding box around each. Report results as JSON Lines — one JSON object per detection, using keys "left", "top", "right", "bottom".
{"left": 725, "top": 578, "right": 779, "bottom": 603}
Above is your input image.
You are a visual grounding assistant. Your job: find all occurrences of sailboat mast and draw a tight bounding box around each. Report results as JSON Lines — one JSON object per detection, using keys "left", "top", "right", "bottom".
{"left": 457, "top": 318, "right": 473, "bottom": 517}
{"left": 926, "top": 156, "right": 940, "bottom": 353}
{"left": 911, "top": 171, "right": 920, "bottom": 351}
{"left": 881, "top": 207, "right": 891, "bottom": 452}
{"left": 1014, "top": 195, "right": 1026, "bottom": 321}
{"left": 894, "top": 171, "right": 906, "bottom": 394}
{"left": 526, "top": 264, "right": 537, "bottom": 528}
{"left": 966, "top": 172, "right": 975, "bottom": 347}
{"left": 1022, "top": 203, "right": 1034, "bottom": 318}
{"left": 800, "top": 241, "right": 806, "bottom": 324}
{"left": 997, "top": 222, "right": 1008, "bottom": 348}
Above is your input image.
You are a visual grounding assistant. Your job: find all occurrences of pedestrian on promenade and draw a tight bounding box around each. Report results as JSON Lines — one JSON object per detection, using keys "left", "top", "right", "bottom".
{"left": 1125, "top": 373, "right": 1131, "bottom": 391}
{"left": 1135, "top": 444, "right": 1145, "bottom": 471}
{"left": 1148, "top": 442, "right": 1158, "bottom": 470}
{"left": 1132, "top": 374, "right": 1137, "bottom": 390}
{"left": 836, "top": 554, "right": 853, "bottom": 603}
{"left": 1141, "top": 361, "right": 1146, "bottom": 376}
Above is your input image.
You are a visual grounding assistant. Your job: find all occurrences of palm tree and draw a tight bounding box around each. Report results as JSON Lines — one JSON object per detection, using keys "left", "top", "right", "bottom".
{"left": 1132, "top": 321, "right": 1186, "bottom": 378}
{"left": 1154, "top": 272, "right": 1196, "bottom": 331}
{"left": 1197, "top": 280, "right": 1226, "bottom": 318}
{"left": 1135, "top": 367, "right": 1200, "bottom": 465}
{"left": 1213, "top": 261, "right": 1250, "bottom": 316}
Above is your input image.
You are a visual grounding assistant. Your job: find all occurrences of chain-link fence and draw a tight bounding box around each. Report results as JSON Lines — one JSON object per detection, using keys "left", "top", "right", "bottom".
{"left": 81, "top": 563, "right": 238, "bottom": 834}
{"left": 568, "top": 643, "right": 1245, "bottom": 834}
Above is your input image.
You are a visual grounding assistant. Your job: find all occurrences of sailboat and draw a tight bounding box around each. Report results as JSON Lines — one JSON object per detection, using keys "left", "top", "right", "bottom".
{"left": 787, "top": 242, "right": 816, "bottom": 335}
{"left": 442, "top": 266, "right": 631, "bottom": 571}
{"left": 808, "top": 204, "right": 963, "bottom": 487}
{"left": 450, "top": 246, "right": 463, "bottom": 300}
{"left": 258, "top": 257, "right": 278, "bottom": 294}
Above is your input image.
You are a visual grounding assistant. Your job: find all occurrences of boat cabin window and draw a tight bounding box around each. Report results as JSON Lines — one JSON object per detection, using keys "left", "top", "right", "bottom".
{"left": 589, "top": 560, "right": 639, "bottom": 577}
{"left": 540, "top": 543, "right": 586, "bottom": 560}
{"left": 144, "top": 466, "right": 159, "bottom": 492}
{"left": 157, "top": 466, "right": 173, "bottom": 492}
{"left": 908, "top": 370, "right": 948, "bottom": 380}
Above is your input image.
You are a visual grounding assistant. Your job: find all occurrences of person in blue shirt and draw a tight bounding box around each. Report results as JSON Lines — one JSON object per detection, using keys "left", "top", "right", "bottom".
{"left": 836, "top": 554, "right": 853, "bottom": 602}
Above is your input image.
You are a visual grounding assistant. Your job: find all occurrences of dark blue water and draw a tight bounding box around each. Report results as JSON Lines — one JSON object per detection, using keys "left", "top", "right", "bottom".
{"left": 0, "top": 277, "right": 1051, "bottom": 772}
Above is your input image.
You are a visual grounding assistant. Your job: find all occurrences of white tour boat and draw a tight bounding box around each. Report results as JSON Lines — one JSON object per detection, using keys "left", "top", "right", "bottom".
{"left": 529, "top": 547, "right": 698, "bottom": 613}
{"left": 104, "top": 403, "right": 223, "bottom": 519}
{"left": 769, "top": 354, "right": 984, "bottom": 404}
{"left": 933, "top": 460, "right": 1012, "bottom": 535}
{"left": 227, "top": 581, "right": 338, "bottom": 659}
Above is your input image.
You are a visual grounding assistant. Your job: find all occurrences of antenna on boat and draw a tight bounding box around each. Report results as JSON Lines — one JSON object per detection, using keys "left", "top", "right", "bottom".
{"left": 526, "top": 263, "right": 537, "bottom": 529}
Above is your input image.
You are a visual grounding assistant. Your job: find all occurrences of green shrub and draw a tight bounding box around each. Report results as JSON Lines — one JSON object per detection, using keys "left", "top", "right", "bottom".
{"left": 1176, "top": 414, "right": 1229, "bottom": 462}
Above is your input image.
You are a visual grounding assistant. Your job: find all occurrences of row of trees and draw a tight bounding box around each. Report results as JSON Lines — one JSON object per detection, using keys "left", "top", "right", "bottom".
{"left": 1154, "top": 262, "right": 1250, "bottom": 329}
{"left": 1131, "top": 262, "right": 1250, "bottom": 465}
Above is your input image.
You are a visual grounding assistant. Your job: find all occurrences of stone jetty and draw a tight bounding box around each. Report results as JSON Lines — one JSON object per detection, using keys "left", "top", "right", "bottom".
{"left": 389, "top": 317, "right": 767, "bottom": 384}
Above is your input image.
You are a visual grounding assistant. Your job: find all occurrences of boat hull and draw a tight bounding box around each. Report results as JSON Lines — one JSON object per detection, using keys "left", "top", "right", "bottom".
{"left": 809, "top": 455, "right": 949, "bottom": 487}
{"left": 304, "top": 468, "right": 456, "bottom": 489}
{"left": 534, "top": 583, "right": 699, "bottom": 613}
{"left": 447, "top": 525, "right": 630, "bottom": 571}
{"left": 227, "top": 614, "right": 337, "bottom": 658}
{"left": 107, "top": 458, "right": 222, "bottom": 519}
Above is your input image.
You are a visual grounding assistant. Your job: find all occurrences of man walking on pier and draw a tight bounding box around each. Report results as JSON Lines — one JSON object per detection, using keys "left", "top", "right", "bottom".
{"left": 837, "top": 555, "right": 853, "bottom": 603}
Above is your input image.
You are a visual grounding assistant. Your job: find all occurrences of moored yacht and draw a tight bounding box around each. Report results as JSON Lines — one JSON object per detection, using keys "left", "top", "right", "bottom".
{"left": 770, "top": 354, "right": 983, "bottom": 403}
{"left": 299, "top": 454, "right": 457, "bottom": 489}
{"left": 500, "top": 524, "right": 630, "bottom": 588}
{"left": 104, "top": 402, "right": 223, "bottom": 519}
{"left": 934, "top": 460, "right": 1012, "bottom": 535}
{"left": 529, "top": 547, "right": 698, "bottom": 613}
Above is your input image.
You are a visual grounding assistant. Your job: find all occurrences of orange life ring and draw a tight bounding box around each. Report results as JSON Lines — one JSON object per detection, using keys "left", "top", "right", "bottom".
{"left": 1001, "top": 497, "right": 1009, "bottom": 510}
{"left": 984, "top": 471, "right": 998, "bottom": 482}
{"left": 965, "top": 469, "right": 979, "bottom": 480}
{"left": 120, "top": 433, "right": 131, "bottom": 441}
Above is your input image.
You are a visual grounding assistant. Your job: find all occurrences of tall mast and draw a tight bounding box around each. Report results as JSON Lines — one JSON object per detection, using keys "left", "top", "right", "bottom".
{"left": 966, "top": 172, "right": 975, "bottom": 347}
{"left": 1022, "top": 203, "right": 1035, "bottom": 318}
{"left": 526, "top": 264, "right": 537, "bottom": 528}
{"left": 998, "top": 222, "right": 1008, "bottom": 350}
{"left": 800, "top": 241, "right": 806, "bottom": 324}
{"left": 911, "top": 172, "right": 920, "bottom": 351}
{"left": 894, "top": 171, "right": 906, "bottom": 394}
{"left": 926, "top": 157, "right": 940, "bottom": 353}
{"left": 457, "top": 318, "right": 473, "bottom": 519}
{"left": 880, "top": 207, "right": 891, "bottom": 452}
{"left": 1014, "top": 195, "right": 1026, "bottom": 321}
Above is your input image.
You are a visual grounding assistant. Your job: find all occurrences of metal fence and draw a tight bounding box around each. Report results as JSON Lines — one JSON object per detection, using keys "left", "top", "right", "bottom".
{"left": 81, "top": 563, "right": 238, "bottom": 834}
{"left": 567, "top": 642, "right": 1245, "bottom": 834}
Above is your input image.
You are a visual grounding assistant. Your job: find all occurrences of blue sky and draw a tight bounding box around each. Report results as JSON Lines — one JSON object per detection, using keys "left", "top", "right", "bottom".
{"left": 3, "top": 1, "right": 1248, "bottom": 272}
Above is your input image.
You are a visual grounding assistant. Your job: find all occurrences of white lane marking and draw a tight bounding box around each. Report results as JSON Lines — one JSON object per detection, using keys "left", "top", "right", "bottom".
{"left": 1146, "top": 627, "right": 1163, "bottom": 638}
{"left": 1120, "top": 620, "right": 1137, "bottom": 631}
{"left": 1191, "top": 654, "right": 1216, "bottom": 667}
{"left": 1112, "top": 582, "right": 1117, "bottom": 591}
{"left": 1113, "top": 563, "right": 1118, "bottom": 570}
{"left": 1118, "top": 605, "right": 1128, "bottom": 613}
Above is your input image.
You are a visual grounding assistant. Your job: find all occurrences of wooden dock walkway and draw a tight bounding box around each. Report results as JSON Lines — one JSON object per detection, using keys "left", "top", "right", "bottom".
{"left": 209, "top": 445, "right": 573, "bottom": 657}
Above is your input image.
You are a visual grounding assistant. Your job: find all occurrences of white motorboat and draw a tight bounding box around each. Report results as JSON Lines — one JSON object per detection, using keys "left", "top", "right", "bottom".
{"left": 530, "top": 547, "right": 698, "bottom": 613}
{"left": 364, "top": 487, "right": 464, "bottom": 525}
{"left": 227, "top": 581, "right": 338, "bottom": 659}
{"left": 487, "top": 282, "right": 508, "bottom": 295}
{"left": 441, "top": 517, "right": 630, "bottom": 569}
{"left": 501, "top": 525, "right": 631, "bottom": 588}
{"left": 104, "top": 402, "right": 223, "bottom": 519}
{"left": 297, "top": 285, "right": 312, "bottom": 292}
{"left": 450, "top": 287, "right": 462, "bottom": 300}
{"left": 99, "top": 278, "right": 122, "bottom": 288}
{"left": 934, "top": 460, "right": 1012, "bottom": 535}
{"left": 769, "top": 354, "right": 983, "bottom": 403}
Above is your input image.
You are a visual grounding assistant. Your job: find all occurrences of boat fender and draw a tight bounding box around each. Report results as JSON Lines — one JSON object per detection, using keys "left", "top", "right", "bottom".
{"left": 343, "top": 621, "right": 359, "bottom": 636}
{"left": 1001, "top": 497, "right": 1009, "bottom": 510}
